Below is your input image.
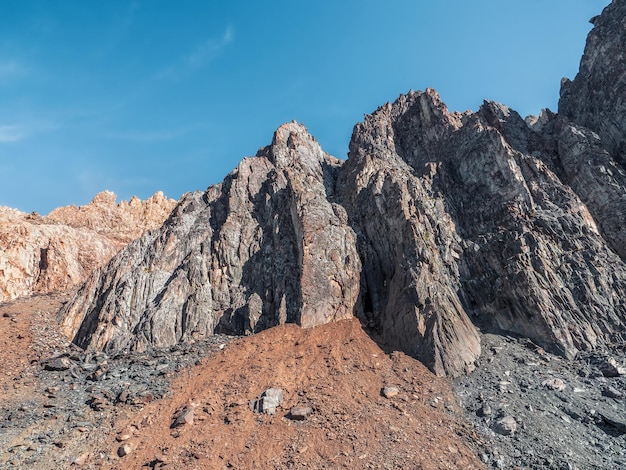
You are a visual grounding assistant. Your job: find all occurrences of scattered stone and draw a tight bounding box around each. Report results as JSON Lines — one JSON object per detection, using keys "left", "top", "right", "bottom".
{"left": 117, "top": 442, "right": 134, "bottom": 457}
{"left": 73, "top": 452, "right": 89, "bottom": 466}
{"left": 596, "top": 357, "right": 626, "bottom": 377}
{"left": 598, "top": 412, "right": 626, "bottom": 434}
{"left": 87, "top": 365, "right": 107, "bottom": 381}
{"left": 117, "top": 390, "right": 129, "bottom": 404}
{"left": 43, "top": 356, "right": 73, "bottom": 371}
{"left": 289, "top": 406, "right": 313, "bottom": 421}
{"left": 478, "top": 404, "right": 492, "bottom": 417}
{"left": 603, "top": 386, "right": 624, "bottom": 399}
{"left": 89, "top": 395, "right": 106, "bottom": 411}
{"left": 171, "top": 404, "right": 196, "bottom": 428}
{"left": 493, "top": 416, "right": 517, "bottom": 436}
{"left": 542, "top": 378, "right": 566, "bottom": 392}
{"left": 382, "top": 386, "right": 399, "bottom": 399}
{"left": 251, "top": 388, "right": 283, "bottom": 415}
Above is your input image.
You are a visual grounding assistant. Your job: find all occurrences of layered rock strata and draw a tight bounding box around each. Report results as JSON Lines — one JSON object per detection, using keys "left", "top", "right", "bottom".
{"left": 60, "top": 0, "right": 626, "bottom": 377}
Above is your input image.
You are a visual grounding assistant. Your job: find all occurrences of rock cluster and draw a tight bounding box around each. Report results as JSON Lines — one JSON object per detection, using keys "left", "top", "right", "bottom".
{"left": 0, "top": 327, "right": 233, "bottom": 468}
{"left": 0, "top": 191, "right": 175, "bottom": 302}
{"left": 60, "top": 0, "right": 626, "bottom": 377}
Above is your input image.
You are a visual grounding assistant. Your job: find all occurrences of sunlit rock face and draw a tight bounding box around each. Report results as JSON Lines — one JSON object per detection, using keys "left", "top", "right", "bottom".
{"left": 61, "top": 123, "right": 362, "bottom": 355}
{"left": 0, "top": 191, "right": 176, "bottom": 302}
{"left": 61, "top": 1, "right": 626, "bottom": 377}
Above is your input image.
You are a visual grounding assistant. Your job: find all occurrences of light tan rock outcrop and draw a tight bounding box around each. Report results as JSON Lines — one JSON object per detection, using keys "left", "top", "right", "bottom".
{"left": 0, "top": 192, "right": 176, "bottom": 302}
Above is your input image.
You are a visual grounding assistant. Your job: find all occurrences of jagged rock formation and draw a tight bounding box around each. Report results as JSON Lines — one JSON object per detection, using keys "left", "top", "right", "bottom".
{"left": 47, "top": 190, "right": 176, "bottom": 246}
{"left": 61, "top": 0, "right": 626, "bottom": 377}
{"left": 60, "top": 125, "right": 361, "bottom": 354}
{"left": 0, "top": 191, "right": 176, "bottom": 302}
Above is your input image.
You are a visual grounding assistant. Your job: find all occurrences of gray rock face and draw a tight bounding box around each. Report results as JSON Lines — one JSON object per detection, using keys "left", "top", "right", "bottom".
{"left": 60, "top": 122, "right": 361, "bottom": 353}
{"left": 337, "top": 91, "right": 481, "bottom": 377}
{"left": 560, "top": 0, "right": 626, "bottom": 166}
{"left": 60, "top": 1, "right": 626, "bottom": 378}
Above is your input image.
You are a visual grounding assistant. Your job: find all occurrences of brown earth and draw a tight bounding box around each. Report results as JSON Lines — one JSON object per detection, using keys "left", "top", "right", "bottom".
{"left": 0, "top": 293, "right": 484, "bottom": 469}
{"left": 0, "top": 291, "right": 73, "bottom": 399}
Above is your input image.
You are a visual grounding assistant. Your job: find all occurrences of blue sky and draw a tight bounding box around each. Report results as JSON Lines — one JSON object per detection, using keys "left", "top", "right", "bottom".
{"left": 0, "top": 0, "right": 608, "bottom": 214}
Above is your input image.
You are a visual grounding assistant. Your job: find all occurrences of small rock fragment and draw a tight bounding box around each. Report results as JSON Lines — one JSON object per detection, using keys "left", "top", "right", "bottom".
{"left": 603, "top": 386, "right": 624, "bottom": 399}
{"left": 73, "top": 452, "right": 89, "bottom": 465}
{"left": 252, "top": 388, "right": 283, "bottom": 415}
{"left": 43, "top": 356, "right": 72, "bottom": 371}
{"left": 171, "top": 404, "right": 196, "bottom": 428}
{"left": 117, "top": 443, "right": 134, "bottom": 457}
{"left": 597, "top": 357, "right": 626, "bottom": 377}
{"left": 478, "top": 404, "right": 492, "bottom": 417}
{"left": 89, "top": 395, "right": 106, "bottom": 411}
{"left": 493, "top": 416, "right": 517, "bottom": 436}
{"left": 289, "top": 406, "right": 312, "bottom": 421}
{"left": 117, "top": 390, "right": 129, "bottom": 404}
{"left": 382, "top": 386, "right": 400, "bottom": 399}
{"left": 542, "top": 378, "right": 566, "bottom": 392}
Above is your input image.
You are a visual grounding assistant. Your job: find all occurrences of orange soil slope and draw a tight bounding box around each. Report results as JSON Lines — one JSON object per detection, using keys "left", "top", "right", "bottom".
{"left": 110, "top": 319, "right": 483, "bottom": 469}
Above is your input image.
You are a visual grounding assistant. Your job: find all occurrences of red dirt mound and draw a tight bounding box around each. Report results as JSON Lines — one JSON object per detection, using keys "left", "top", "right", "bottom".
{"left": 109, "top": 319, "right": 483, "bottom": 469}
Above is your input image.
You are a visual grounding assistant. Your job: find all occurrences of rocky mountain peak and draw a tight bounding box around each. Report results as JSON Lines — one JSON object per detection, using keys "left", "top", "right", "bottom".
{"left": 266, "top": 121, "right": 323, "bottom": 167}
{"left": 559, "top": 0, "right": 626, "bottom": 164}
{"left": 59, "top": 0, "right": 626, "bottom": 378}
{"left": 90, "top": 190, "right": 118, "bottom": 206}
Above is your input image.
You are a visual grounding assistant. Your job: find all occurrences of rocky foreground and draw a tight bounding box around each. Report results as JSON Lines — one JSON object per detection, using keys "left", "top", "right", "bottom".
{"left": 1, "top": 293, "right": 625, "bottom": 469}
{"left": 0, "top": 295, "right": 482, "bottom": 469}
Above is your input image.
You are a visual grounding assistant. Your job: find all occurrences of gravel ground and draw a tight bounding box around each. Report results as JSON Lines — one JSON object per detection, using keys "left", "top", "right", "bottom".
{"left": 0, "top": 293, "right": 236, "bottom": 469}
{"left": 454, "top": 331, "right": 626, "bottom": 469}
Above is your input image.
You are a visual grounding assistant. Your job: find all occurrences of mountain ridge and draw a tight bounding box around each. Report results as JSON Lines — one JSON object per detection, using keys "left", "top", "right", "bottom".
{"left": 60, "top": 0, "right": 626, "bottom": 378}
{"left": 0, "top": 191, "right": 176, "bottom": 302}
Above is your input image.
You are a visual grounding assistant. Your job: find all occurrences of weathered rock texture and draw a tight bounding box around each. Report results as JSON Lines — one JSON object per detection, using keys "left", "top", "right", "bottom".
{"left": 61, "top": 0, "right": 626, "bottom": 377}
{"left": 60, "top": 124, "right": 361, "bottom": 353}
{"left": 0, "top": 191, "right": 175, "bottom": 302}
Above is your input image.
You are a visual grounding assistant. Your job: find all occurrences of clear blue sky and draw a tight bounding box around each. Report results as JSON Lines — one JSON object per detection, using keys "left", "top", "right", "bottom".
{"left": 0, "top": 0, "right": 608, "bottom": 214}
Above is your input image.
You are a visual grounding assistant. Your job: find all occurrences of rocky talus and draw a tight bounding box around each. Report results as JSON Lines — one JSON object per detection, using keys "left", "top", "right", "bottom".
{"left": 0, "top": 191, "right": 175, "bottom": 302}
{"left": 61, "top": 0, "right": 626, "bottom": 378}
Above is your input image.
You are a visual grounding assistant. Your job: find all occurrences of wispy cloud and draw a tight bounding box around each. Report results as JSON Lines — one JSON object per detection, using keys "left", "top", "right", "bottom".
{"left": 157, "top": 25, "right": 234, "bottom": 80}
{"left": 0, "top": 125, "right": 26, "bottom": 143}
